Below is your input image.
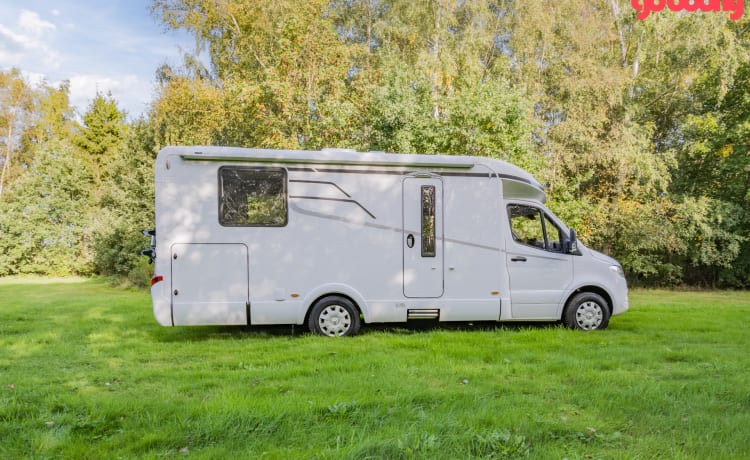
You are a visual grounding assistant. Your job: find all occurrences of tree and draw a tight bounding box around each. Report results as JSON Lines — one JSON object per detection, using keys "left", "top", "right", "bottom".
{"left": 75, "top": 92, "right": 127, "bottom": 185}
{"left": 0, "top": 69, "right": 36, "bottom": 200}
{"left": 151, "top": 0, "right": 362, "bottom": 148}
{"left": 0, "top": 141, "right": 92, "bottom": 275}
{"left": 92, "top": 119, "right": 158, "bottom": 285}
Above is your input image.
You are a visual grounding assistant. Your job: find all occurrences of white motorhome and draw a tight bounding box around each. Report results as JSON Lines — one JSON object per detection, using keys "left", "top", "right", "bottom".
{"left": 143, "top": 146, "right": 628, "bottom": 336}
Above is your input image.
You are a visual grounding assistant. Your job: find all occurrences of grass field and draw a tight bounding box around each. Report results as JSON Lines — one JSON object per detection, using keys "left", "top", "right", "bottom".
{"left": 0, "top": 278, "right": 749, "bottom": 459}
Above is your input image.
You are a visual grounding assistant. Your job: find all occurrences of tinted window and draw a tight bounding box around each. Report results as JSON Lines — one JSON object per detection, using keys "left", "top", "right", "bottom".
{"left": 544, "top": 214, "right": 563, "bottom": 252}
{"left": 508, "top": 204, "right": 545, "bottom": 249}
{"left": 421, "top": 185, "right": 436, "bottom": 257}
{"left": 219, "top": 167, "right": 287, "bottom": 226}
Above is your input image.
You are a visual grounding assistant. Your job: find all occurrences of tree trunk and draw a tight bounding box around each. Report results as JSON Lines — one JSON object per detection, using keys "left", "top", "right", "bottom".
{"left": 431, "top": 0, "right": 441, "bottom": 119}
{"left": 0, "top": 123, "right": 13, "bottom": 200}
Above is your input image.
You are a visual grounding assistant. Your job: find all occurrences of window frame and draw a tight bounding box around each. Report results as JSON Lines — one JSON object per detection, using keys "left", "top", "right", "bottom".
{"left": 218, "top": 166, "right": 288, "bottom": 228}
{"left": 421, "top": 185, "right": 436, "bottom": 258}
{"left": 542, "top": 213, "right": 564, "bottom": 253}
{"left": 507, "top": 203, "right": 565, "bottom": 253}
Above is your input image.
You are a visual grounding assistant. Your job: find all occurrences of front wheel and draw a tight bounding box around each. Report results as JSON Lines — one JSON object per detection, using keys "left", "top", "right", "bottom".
{"left": 563, "top": 292, "right": 610, "bottom": 331}
{"left": 308, "top": 296, "right": 361, "bottom": 337}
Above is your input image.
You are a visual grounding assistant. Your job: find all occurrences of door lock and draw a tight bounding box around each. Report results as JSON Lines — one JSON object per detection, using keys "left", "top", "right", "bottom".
{"left": 406, "top": 234, "right": 415, "bottom": 248}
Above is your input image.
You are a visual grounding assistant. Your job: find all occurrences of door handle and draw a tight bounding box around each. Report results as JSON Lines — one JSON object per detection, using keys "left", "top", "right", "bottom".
{"left": 511, "top": 256, "right": 527, "bottom": 262}
{"left": 406, "top": 234, "right": 415, "bottom": 248}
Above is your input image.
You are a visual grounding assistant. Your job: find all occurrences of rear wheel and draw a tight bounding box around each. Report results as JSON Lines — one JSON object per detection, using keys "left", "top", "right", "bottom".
{"left": 308, "top": 296, "right": 361, "bottom": 337}
{"left": 563, "top": 292, "right": 610, "bottom": 331}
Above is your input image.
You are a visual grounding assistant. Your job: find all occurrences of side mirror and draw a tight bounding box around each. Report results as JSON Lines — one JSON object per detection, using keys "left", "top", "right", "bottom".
{"left": 140, "top": 248, "right": 155, "bottom": 264}
{"left": 140, "top": 229, "right": 156, "bottom": 264}
{"left": 567, "top": 228, "right": 579, "bottom": 254}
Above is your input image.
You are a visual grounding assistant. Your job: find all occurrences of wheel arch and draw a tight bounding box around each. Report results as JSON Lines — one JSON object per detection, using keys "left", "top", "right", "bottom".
{"left": 562, "top": 285, "right": 613, "bottom": 320}
{"left": 298, "top": 284, "right": 367, "bottom": 325}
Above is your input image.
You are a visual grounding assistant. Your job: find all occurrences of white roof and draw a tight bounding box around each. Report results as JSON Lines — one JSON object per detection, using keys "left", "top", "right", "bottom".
{"left": 158, "top": 146, "right": 545, "bottom": 199}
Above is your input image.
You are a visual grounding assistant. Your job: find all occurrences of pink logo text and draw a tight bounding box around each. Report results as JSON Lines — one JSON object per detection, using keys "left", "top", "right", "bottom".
{"left": 631, "top": 0, "right": 744, "bottom": 20}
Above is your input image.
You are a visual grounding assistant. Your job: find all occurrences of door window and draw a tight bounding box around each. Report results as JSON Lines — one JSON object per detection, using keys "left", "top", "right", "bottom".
{"left": 508, "top": 204, "right": 563, "bottom": 252}
{"left": 421, "top": 185, "right": 436, "bottom": 257}
{"left": 544, "top": 214, "right": 563, "bottom": 252}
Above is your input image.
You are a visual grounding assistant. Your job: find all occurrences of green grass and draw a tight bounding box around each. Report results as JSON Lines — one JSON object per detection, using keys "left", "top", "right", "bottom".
{"left": 1, "top": 279, "right": 749, "bottom": 459}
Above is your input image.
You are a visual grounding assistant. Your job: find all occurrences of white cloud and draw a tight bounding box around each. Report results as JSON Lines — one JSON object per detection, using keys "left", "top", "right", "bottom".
{"left": 20, "top": 69, "right": 47, "bottom": 87}
{"left": 0, "top": 23, "right": 26, "bottom": 51}
{"left": 0, "top": 9, "right": 59, "bottom": 69}
{"left": 0, "top": 3, "right": 194, "bottom": 119}
{"left": 19, "top": 10, "right": 55, "bottom": 36}
{"left": 69, "top": 74, "right": 153, "bottom": 118}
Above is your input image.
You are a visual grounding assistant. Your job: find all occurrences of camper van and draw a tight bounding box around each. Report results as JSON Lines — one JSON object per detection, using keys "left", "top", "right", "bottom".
{"left": 142, "top": 146, "right": 628, "bottom": 336}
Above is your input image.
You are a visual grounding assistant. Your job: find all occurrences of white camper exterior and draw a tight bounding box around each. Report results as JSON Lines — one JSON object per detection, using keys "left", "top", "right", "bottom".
{"left": 146, "top": 146, "right": 628, "bottom": 335}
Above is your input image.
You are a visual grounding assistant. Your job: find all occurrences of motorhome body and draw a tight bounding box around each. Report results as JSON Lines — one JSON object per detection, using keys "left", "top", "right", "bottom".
{"left": 146, "top": 146, "right": 628, "bottom": 335}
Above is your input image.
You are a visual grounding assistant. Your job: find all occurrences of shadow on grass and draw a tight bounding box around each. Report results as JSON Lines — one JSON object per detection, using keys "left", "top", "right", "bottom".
{"left": 151, "top": 320, "right": 564, "bottom": 342}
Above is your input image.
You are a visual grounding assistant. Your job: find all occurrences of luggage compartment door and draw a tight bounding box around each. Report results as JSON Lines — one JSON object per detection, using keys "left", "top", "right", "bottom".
{"left": 171, "top": 243, "right": 249, "bottom": 325}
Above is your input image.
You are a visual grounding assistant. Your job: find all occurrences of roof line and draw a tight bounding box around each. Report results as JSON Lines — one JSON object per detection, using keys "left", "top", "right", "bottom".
{"left": 179, "top": 151, "right": 475, "bottom": 169}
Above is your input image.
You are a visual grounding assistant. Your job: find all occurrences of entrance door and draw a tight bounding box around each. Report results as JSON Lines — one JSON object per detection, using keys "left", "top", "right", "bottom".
{"left": 505, "top": 204, "right": 573, "bottom": 318}
{"left": 403, "top": 177, "right": 444, "bottom": 298}
{"left": 171, "top": 243, "right": 249, "bottom": 325}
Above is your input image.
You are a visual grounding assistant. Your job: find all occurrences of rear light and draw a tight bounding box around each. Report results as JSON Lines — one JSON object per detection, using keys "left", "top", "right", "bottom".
{"left": 151, "top": 275, "right": 164, "bottom": 286}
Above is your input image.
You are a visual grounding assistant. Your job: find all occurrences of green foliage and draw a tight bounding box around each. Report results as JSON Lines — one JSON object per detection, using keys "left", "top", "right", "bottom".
{"left": 151, "top": 0, "right": 363, "bottom": 149}
{"left": 21, "top": 80, "right": 79, "bottom": 149}
{"left": 75, "top": 92, "right": 127, "bottom": 185}
{"left": 0, "top": 2, "right": 749, "bottom": 285}
{"left": 0, "top": 80, "right": 141, "bottom": 280}
{"left": 0, "top": 141, "right": 92, "bottom": 276}
{"left": 91, "top": 120, "right": 156, "bottom": 286}
{"left": 0, "top": 68, "right": 37, "bottom": 199}
{"left": 366, "top": 62, "right": 537, "bottom": 167}
{"left": 1, "top": 279, "right": 749, "bottom": 458}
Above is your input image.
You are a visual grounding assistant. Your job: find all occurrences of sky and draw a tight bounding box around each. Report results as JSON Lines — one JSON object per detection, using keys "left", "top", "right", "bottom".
{"left": 0, "top": 0, "right": 197, "bottom": 119}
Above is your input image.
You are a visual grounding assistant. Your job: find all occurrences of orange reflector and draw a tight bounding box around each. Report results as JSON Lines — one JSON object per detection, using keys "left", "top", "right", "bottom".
{"left": 291, "top": 293, "right": 300, "bottom": 298}
{"left": 491, "top": 291, "right": 500, "bottom": 296}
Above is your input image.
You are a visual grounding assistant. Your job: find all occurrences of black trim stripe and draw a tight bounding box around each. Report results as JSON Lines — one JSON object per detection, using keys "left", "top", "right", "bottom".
{"left": 289, "top": 179, "right": 351, "bottom": 197}
{"left": 289, "top": 195, "right": 376, "bottom": 219}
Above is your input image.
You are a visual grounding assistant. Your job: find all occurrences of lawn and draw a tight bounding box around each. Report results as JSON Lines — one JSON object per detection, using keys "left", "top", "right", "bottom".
{"left": 1, "top": 278, "right": 748, "bottom": 459}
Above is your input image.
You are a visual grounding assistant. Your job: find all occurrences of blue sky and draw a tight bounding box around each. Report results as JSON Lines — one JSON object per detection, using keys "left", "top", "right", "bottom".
{"left": 0, "top": 0, "right": 196, "bottom": 119}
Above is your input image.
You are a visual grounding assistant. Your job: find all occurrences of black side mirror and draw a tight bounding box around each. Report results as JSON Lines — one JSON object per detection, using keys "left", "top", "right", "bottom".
{"left": 566, "top": 228, "right": 579, "bottom": 254}
{"left": 140, "top": 248, "right": 155, "bottom": 264}
{"left": 140, "top": 229, "right": 156, "bottom": 264}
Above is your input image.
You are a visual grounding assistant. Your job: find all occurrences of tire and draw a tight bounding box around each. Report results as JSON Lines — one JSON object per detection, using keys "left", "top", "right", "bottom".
{"left": 307, "top": 296, "right": 361, "bottom": 337}
{"left": 563, "top": 292, "right": 610, "bottom": 331}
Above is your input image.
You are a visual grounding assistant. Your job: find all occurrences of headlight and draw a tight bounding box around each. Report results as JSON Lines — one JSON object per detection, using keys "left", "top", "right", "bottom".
{"left": 609, "top": 265, "right": 625, "bottom": 278}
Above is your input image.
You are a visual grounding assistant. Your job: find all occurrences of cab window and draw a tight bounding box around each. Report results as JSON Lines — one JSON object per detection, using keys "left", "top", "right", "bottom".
{"left": 508, "top": 204, "right": 564, "bottom": 252}
{"left": 544, "top": 214, "right": 563, "bottom": 251}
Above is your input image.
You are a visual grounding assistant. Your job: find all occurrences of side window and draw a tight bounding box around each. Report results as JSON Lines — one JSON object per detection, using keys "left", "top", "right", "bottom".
{"left": 508, "top": 204, "right": 563, "bottom": 252}
{"left": 544, "top": 214, "right": 563, "bottom": 252}
{"left": 508, "top": 204, "right": 545, "bottom": 249}
{"left": 219, "top": 167, "right": 287, "bottom": 226}
{"left": 421, "top": 185, "right": 436, "bottom": 257}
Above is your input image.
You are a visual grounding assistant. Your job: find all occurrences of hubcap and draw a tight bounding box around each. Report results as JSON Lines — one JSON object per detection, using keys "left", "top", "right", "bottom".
{"left": 575, "top": 301, "right": 603, "bottom": 330}
{"left": 318, "top": 305, "right": 351, "bottom": 337}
